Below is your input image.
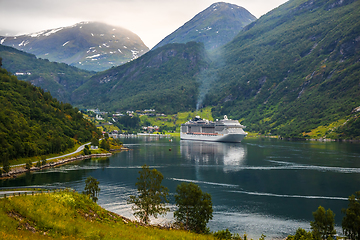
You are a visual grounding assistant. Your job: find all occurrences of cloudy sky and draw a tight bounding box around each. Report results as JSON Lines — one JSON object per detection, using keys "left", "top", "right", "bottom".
{"left": 0, "top": 0, "right": 288, "bottom": 48}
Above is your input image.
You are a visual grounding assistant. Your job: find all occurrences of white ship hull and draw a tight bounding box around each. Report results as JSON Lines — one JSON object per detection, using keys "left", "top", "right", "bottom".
{"left": 180, "top": 115, "right": 247, "bottom": 143}
{"left": 180, "top": 132, "right": 247, "bottom": 143}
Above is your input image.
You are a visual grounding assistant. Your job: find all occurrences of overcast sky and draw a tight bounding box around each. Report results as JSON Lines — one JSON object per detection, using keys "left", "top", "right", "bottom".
{"left": 0, "top": 0, "right": 288, "bottom": 48}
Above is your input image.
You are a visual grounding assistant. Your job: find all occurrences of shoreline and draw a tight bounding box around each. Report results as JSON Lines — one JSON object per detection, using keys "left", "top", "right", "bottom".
{"left": 0, "top": 153, "right": 112, "bottom": 180}
{"left": 248, "top": 134, "right": 360, "bottom": 142}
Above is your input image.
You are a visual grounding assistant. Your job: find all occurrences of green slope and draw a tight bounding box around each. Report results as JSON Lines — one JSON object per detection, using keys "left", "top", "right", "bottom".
{"left": 0, "top": 191, "right": 215, "bottom": 239}
{"left": 0, "top": 63, "right": 101, "bottom": 163}
{"left": 0, "top": 44, "right": 94, "bottom": 103}
{"left": 71, "top": 42, "right": 210, "bottom": 113}
{"left": 206, "top": 0, "right": 360, "bottom": 139}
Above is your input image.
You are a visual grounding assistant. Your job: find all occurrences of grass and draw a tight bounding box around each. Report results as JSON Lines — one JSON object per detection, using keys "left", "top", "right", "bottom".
{"left": 177, "top": 107, "right": 214, "bottom": 122}
{"left": 0, "top": 191, "right": 216, "bottom": 240}
{"left": 303, "top": 119, "right": 347, "bottom": 139}
{"left": 98, "top": 124, "right": 120, "bottom": 133}
{"left": 138, "top": 108, "right": 214, "bottom": 134}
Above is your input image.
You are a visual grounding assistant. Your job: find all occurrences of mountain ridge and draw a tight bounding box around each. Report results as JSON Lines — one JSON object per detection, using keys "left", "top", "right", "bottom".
{"left": 153, "top": 2, "right": 256, "bottom": 50}
{"left": 0, "top": 22, "right": 149, "bottom": 71}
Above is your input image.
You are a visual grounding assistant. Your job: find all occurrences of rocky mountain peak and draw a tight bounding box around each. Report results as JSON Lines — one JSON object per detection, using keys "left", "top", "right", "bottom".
{"left": 0, "top": 22, "right": 149, "bottom": 71}
{"left": 153, "top": 2, "right": 256, "bottom": 50}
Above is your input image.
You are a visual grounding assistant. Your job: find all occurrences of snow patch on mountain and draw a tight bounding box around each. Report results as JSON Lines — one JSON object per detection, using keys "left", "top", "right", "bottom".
{"left": 19, "top": 40, "right": 30, "bottom": 47}
{"left": 1, "top": 21, "right": 149, "bottom": 71}
{"left": 86, "top": 54, "right": 101, "bottom": 59}
{"left": 44, "top": 27, "right": 63, "bottom": 37}
{"left": 29, "top": 31, "right": 46, "bottom": 38}
{"left": 131, "top": 49, "right": 140, "bottom": 59}
{"left": 27, "top": 27, "right": 63, "bottom": 38}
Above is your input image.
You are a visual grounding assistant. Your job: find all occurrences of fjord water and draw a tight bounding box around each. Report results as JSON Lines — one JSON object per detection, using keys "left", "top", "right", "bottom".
{"left": 2, "top": 137, "right": 360, "bottom": 238}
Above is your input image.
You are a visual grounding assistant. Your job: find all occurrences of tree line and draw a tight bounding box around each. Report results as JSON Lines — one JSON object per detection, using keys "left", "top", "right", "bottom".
{"left": 288, "top": 193, "right": 360, "bottom": 240}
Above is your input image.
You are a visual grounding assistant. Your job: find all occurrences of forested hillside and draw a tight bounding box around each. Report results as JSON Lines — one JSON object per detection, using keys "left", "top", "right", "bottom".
{"left": 71, "top": 42, "right": 210, "bottom": 113}
{"left": 0, "top": 59, "right": 101, "bottom": 163}
{"left": 205, "top": 0, "right": 360, "bottom": 139}
{"left": 0, "top": 44, "right": 93, "bottom": 103}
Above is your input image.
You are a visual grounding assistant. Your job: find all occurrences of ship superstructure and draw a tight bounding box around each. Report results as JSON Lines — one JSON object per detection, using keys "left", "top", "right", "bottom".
{"left": 180, "top": 115, "right": 247, "bottom": 142}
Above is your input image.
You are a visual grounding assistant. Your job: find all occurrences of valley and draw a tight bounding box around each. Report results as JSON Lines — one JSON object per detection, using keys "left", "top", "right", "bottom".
{"left": 1, "top": 0, "right": 360, "bottom": 239}
{"left": 1, "top": 0, "right": 359, "bottom": 140}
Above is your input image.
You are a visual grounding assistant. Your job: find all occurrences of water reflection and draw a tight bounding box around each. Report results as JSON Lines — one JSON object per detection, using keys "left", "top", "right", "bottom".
{"left": 180, "top": 140, "right": 247, "bottom": 170}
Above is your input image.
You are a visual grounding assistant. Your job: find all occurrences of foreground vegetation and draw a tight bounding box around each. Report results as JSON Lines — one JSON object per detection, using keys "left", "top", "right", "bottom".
{"left": 288, "top": 191, "right": 360, "bottom": 240}
{"left": 0, "top": 190, "right": 217, "bottom": 240}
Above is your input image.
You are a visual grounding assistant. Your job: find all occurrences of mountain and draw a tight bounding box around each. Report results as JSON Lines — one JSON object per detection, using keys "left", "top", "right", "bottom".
{"left": 71, "top": 0, "right": 360, "bottom": 139}
{"left": 206, "top": 0, "right": 360, "bottom": 139}
{"left": 0, "top": 62, "right": 101, "bottom": 162}
{"left": 71, "top": 42, "right": 209, "bottom": 113}
{"left": 0, "top": 44, "right": 93, "bottom": 103}
{"left": 4, "top": 0, "right": 357, "bottom": 139}
{"left": 153, "top": 2, "right": 256, "bottom": 50}
{"left": 0, "top": 22, "right": 149, "bottom": 72}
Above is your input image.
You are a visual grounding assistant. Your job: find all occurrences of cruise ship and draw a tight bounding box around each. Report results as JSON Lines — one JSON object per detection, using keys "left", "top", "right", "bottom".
{"left": 180, "top": 115, "right": 247, "bottom": 143}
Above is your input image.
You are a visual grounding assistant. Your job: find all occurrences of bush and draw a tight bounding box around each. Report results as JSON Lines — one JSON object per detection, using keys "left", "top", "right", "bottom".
{"left": 288, "top": 228, "right": 313, "bottom": 240}
{"left": 213, "top": 229, "right": 233, "bottom": 239}
{"left": 25, "top": 160, "right": 32, "bottom": 170}
{"left": 174, "top": 182, "right": 213, "bottom": 233}
{"left": 83, "top": 145, "right": 91, "bottom": 155}
{"left": 41, "top": 156, "right": 47, "bottom": 166}
{"left": 83, "top": 176, "right": 100, "bottom": 203}
{"left": 35, "top": 160, "right": 41, "bottom": 168}
{"left": 310, "top": 206, "right": 336, "bottom": 240}
{"left": 342, "top": 191, "right": 360, "bottom": 240}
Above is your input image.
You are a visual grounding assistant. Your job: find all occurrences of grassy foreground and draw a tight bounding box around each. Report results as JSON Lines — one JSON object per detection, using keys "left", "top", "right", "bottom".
{"left": 0, "top": 191, "right": 215, "bottom": 240}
